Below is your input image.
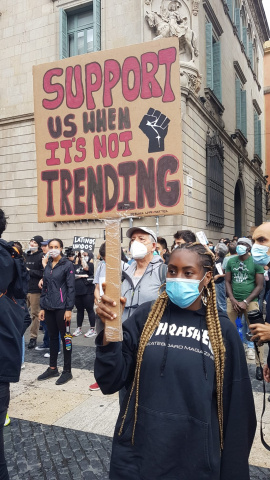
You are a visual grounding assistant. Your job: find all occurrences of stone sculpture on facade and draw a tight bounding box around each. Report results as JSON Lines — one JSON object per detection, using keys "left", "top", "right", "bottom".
{"left": 144, "top": 0, "right": 202, "bottom": 94}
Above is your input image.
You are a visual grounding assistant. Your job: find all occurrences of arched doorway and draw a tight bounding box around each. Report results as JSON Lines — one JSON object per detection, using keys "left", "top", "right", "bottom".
{"left": 234, "top": 180, "right": 245, "bottom": 237}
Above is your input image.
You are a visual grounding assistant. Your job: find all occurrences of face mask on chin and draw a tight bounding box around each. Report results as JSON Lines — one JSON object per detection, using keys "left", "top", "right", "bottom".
{"left": 130, "top": 240, "right": 151, "bottom": 260}
{"left": 166, "top": 273, "right": 207, "bottom": 309}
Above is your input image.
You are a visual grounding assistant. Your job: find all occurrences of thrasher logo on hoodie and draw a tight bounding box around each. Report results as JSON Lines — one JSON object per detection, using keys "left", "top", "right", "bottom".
{"left": 147, "top": 322, "right": 214, "bottom": 361}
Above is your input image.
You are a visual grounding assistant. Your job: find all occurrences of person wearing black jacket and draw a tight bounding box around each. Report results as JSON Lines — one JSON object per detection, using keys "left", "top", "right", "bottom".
{"left": 73, "top": 251, "right": 95, "bottom": 338}
{"left": 0, "top": 210, "right": 25, "bottom": 480}
{"left": 38, "top": 238, "right": 75, "bottom": 385}
{"left": 24, "top": 235, "right": 44, "bottom": 349}
{"left": 95, "top": 243, "right": 256, "bottom": 480}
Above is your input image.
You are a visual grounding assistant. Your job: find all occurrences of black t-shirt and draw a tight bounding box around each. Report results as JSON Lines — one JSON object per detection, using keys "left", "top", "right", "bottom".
{"left": 74, "top": 261, "right": 94, "bottom": 295}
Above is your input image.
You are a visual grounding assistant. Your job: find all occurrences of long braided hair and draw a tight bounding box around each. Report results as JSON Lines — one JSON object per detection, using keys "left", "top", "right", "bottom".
{"left": 119, "top": 242, "right": 226, "bottom": 449}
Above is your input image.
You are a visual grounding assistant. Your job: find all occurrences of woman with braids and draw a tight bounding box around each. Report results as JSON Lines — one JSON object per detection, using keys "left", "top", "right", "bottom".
{"left": 95, "top": 243, "right": 256, "bottom": 480}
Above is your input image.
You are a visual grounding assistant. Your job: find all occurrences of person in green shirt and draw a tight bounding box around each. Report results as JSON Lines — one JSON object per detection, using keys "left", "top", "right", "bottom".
{"left": 225, "top": 237, "right": 264, "bottom": 381}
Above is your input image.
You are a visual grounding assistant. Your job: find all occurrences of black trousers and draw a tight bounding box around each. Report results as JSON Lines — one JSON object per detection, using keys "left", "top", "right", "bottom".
{"left": 75, "top": 294, "right": 95, "bottom": 328}
{"left": 0, "top": 382, "right": 10, "bottom": 480}
{"left": 45, "top": 310, "right": 71, "bottom": 372}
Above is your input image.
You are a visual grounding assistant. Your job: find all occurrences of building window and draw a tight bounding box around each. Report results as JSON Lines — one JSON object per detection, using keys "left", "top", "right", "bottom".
{"left": 205, "top": 22, "right": 222, "bottom": 103}
{"left": 235, "top": 76, "right": 247, "bottom": 139}
{"left": 248, "top": 27, "right": 253, "bottom": 69}
{"left": 60, "top": 1, "right": 101, "bottom": 59}
{"left": 241, "top": 8, "right": 248, "bottom": 53}
{"left": 206, "top": 131, "right": 224, "bottom": 228}
{"left": 254, "top": 181, "right": 263, "bottom": 226}
{"left": 254, "top": 110, "right": 262, "bottom": 159}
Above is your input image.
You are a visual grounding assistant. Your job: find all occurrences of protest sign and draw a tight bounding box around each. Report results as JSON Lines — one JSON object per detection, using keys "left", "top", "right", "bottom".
{"left": 72, "top": 236, "right": 95, "bottom": 252}
{"left": 33, "top": 37, "right": 183, "bottom": 222}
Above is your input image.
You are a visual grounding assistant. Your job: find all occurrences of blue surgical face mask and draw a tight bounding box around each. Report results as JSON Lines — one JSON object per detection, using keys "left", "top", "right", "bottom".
{"left": 251, "top": 244, "right": 270, "bottom": 265}
{"left": 236, "top": 245, "right": 247, "bottom": 256}
{"left": 166, "top": 274, "right": 206, "bottom": 309}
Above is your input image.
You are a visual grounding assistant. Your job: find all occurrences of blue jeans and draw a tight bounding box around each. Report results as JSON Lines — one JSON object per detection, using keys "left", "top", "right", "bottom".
{"left": 241, "top": 315, "right": 254, "bottom": 349}
{"left": 0, "top": 382, "right": 10, "bottom": 480}
{"left": 215, "top": 282, "right": 227, "bottom": 312}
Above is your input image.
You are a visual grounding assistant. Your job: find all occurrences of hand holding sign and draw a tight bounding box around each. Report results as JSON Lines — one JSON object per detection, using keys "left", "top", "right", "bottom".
{"left": 139, "top": 108, "right": 170, "bottom": 153}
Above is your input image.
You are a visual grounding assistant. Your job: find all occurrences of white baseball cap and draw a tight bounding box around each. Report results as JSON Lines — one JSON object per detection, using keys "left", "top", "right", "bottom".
{"left": 126, "top": 227, "right": 157, "bottom": 243}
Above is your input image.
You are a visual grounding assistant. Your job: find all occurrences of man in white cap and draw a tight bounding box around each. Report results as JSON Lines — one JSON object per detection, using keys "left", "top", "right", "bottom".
{"left": 225, "top": 237, "right": 264, "bottom": 380}
{"left": 121, "top": 227, "right": 166, "bottom": 321}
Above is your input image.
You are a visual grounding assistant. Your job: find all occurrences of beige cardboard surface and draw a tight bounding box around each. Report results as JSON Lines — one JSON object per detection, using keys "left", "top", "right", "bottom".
{"left": 33, "top": 38, "right": 183, "bottom": 222}
{"left": 104, "top": 220, "right": 123, "bottom": 342}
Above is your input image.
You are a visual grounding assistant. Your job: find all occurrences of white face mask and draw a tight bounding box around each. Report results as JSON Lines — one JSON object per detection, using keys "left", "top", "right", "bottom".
{"left": 49, "top": 249, "right": 61, "bottom": 258}
{"left": 83, "top": 256, "right": 89, "bottom": 263}
{"left": 130, "top": 240, "right": 151, "bottom": 260}
{"left": 29, "top": 245, "right": 38, "bottom": 252}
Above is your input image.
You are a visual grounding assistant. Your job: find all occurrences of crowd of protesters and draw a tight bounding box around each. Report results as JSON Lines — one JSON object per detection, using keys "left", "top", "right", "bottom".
{"left": 2, "top": 206, "right": 270, "bottom": 479}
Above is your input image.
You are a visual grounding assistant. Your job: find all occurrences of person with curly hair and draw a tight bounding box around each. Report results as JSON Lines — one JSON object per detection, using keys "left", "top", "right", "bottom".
{"left": 94, "top": 243, "right": 256, "bottom": 480}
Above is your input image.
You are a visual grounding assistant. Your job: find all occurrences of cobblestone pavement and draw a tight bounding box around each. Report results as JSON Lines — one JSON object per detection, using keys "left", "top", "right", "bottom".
{"left": 4, "top": 319, "right": 270, "bottom": 479}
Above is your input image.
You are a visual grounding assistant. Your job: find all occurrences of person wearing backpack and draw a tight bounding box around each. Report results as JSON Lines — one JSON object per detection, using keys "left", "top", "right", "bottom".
{"left": 0, "top": 209, "right": 26, "bottom": 479}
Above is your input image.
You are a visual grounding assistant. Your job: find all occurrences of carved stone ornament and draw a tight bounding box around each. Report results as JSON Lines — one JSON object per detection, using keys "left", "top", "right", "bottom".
{"left": 238, "top": 157, "right": 244, "bottom": 178}
{"left": 203, "top": 89, "right": 225, "bottom": 128}
{"left": 206, "top": 129, "right": 224, "bottom": 159}
{"left": 145, "top": 1, "right": 199, "bottom": 62}
{"left": 180, "top": 64, "right": 202, "bottom": 93}
{"left": 145, "top": 0, "right": 202, "bottom": 95}
{"left": 192, "top": 0, "right": 200, "bottom": 16}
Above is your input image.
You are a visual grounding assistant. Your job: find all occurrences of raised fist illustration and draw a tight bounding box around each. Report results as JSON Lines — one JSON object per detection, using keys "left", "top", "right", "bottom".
{"left": 139, "top": 108, "right": 170, "bottom": 153}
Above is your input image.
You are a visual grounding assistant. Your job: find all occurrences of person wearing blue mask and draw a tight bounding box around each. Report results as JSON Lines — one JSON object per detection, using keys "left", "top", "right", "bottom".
{"left": 225, "top": 237, "right": 264, "bottom": 380}
{"left": 94, "top": 243, "right": 256, "bottom": 480}
{"left": 249, "top": 222, "right": 270, "bottom": 389}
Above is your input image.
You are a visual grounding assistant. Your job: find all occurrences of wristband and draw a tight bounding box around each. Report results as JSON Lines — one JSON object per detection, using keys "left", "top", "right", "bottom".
{"left": 243, "top": 299, "right": 249, "bottom": 306}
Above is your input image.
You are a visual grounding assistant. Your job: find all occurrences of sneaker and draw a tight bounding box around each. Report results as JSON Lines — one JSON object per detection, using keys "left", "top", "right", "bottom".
{"left": 28, "top": 338, "right": 37, "bottom": 349}
{"left": 89, "top": 382, "right": 100, "bottom": 391}
{"left": 247, "top": 348, "right": 255, "bottom": 360}
{"left": 21, "top": 363, "right": 25, "bottom": 369}
{"left": 37, "top": 367, "right": 59, "bottom": 381}
{"left": 55, "top": 371, "right": 73, "bottom": 385}
{"left": 35, "top": 344, "right": 49, "bottom": 351}
{"left": 44, "top": 352, "right": 61, "bottom": 358}
{"left": 84, "top": 328, "right": 96, "bottom": 338}
{"left": 4, "top": 414, "right": 10, "bottom": 427}
{"left": 73, "top": 327, "right": 82, "bottom": 337}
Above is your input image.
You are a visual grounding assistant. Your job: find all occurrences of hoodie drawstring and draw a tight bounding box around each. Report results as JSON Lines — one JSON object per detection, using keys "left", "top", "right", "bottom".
{"left": 160, "top": 307, "right": 171, "bottom": 377}
{"left": 200, "top": 316, "right": 208, "bottom": 380}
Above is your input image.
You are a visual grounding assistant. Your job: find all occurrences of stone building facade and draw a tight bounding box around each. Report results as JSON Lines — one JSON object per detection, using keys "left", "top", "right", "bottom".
{"left": 0, "top": 0, "right": 269, "bottom": 250}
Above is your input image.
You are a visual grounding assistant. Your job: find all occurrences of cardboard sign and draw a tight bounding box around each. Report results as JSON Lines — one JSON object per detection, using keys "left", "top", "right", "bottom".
{"left": 72, "top": 236, "right": 95, "bottom": 252}
{"left": 33, "top": 38, "right": 184, "bottom": 222}
{"left": 196, "top": 231, "right": 209, "bottom": 245}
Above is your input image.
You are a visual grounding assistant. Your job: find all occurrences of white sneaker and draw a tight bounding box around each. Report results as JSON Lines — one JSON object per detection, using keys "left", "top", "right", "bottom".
{"left": 84, "top": 328, "right": 96, "bottom": 338}
{"left": 44, "top": 352, "right": 61, "bottom": 358}
{"left": 73, "top": 328, "right": 82, "bottom": 337}
{"left": 21, "top": 363, "right": 25, "bottom": 369}
{"left": 247, "top": 348, "right": 255, "bottom": 360}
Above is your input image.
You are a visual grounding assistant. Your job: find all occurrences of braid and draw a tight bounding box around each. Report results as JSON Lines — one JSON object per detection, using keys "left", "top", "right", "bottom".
{"left": 118, "top": 291, "right": 168, "bottom": 443}
{"left": 119, "top": 242, "right": 225, "bottom": 449}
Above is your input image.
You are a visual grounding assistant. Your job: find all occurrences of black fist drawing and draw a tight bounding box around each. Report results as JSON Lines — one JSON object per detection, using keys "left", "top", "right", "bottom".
{"left": 139, "top": 108, "right": 170, "bottom": 153}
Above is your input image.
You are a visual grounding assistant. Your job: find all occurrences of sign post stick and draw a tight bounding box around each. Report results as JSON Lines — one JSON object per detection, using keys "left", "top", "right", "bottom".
{"left": 104, "top": 219, "right": 123, "bottom": 342}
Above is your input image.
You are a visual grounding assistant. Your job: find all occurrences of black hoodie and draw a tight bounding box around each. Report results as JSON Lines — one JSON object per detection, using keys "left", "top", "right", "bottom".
{"left": 40, "top": 257, "right": 75, "bottom": 311}
{"left": 24, "top": 248, "right": 43, "bottom": 293}
{"left": 94, "top": 301, "right": 256, "bottom": 480}
{"left": 0, "top": 239, "right": 25, "bottom": 383}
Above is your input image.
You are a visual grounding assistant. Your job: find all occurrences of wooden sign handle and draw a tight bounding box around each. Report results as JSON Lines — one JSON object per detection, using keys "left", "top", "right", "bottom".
{"left": 104, "top": 220, "right": 123, "bottom": 342}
